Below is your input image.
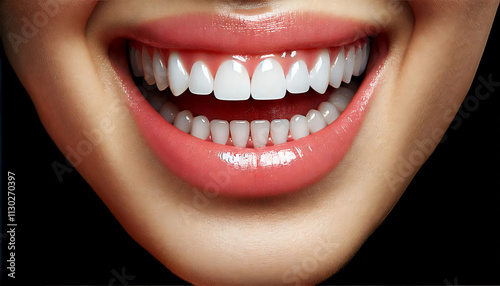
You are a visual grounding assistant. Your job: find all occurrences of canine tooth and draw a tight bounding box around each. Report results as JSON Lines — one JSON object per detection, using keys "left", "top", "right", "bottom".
{"left": 153, "top": 49, "right": 168, "bottom": 91}
{"left": 343, "top": 46, "right": 355, "bottom": 84}
{"left": 214, "top": 60, "right": 250, "bottom": 101}
{"left": 328, "top": 87, "right": 354, "bottom": 112}
{"left": 251, "top": 59, "right": 286, "bottom": 100}
{"left": 306, "top": 109, "right": 327, "bottom": 133}
{"left": 352, "top": 45, "right": 364, "bottom": 76}
{"left": 251, "top": 120, "right": 270, "bottom": 148}
{"left": 168, "top": 51, "right": 189, "bottom": 96}
{"left": 309, "top": 49, "right": 330, "bottom": 94}
{"left": 147, "top": 94, "right": 167, "bottom": 112}
{"left": 290, "top": 115, "right": 309, "bottom": 140}
{"left": 134, "top": 48, "right": 144, "bottom": 76}
{"left": 230, "top": 120, "right": 250, "bottom": 147}
{"left": 191, "top": 116, "right": 210, "bottom": 140}
{"left": 159, "top": 102, "right": 179, "bottom": 124}
{"left": 286, "top": 60, "right": 310, "bottom": 94}
{"left": 330, "top": 48, "right": 346, "bottom": 89}
{"left": 318, "top": 102, "right": 340, "bottom": 125}
{"left": 360, "top": 42, "right": 370, "bottom": 74}
{"left": 189, "top": 61, "right": 213, "bottom": 95}
{"left": 211, "top": 120, "right": 230, "bottom": 145}
{"left": 174, "top": 110, "right": 193, "bottom": 133}
{"left": 142, "top": 46, "right": 156, "bottom": 85}
{"left": 270, "top": 119, "right": 290, "bottom": 145}
{"left": 129, "top": 47, "right": 141, "bottom": 77}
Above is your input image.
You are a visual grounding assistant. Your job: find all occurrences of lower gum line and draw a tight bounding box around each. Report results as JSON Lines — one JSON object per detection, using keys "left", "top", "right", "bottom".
{"left": 142, "top": 85, "right": 357, "bottom": 148}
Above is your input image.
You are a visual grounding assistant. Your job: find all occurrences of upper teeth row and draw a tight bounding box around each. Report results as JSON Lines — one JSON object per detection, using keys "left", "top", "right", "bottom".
{"left": 129, "top": 40, "right": 369, "bottom": 101}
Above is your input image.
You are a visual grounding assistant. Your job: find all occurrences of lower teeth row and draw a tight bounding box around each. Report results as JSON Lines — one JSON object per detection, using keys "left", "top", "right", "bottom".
{"left": 145, "top": 86, "right": 355, "bottom": 148}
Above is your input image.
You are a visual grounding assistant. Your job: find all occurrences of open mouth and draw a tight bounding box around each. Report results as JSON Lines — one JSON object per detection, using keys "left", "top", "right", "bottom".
{"left": 112, "top": 13, "right": 387, "bottom": 197}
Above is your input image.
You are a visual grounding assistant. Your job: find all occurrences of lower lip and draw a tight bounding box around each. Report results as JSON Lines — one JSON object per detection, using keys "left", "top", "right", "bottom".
{"left": 115, "top": 38, "right": 387, "bottom": 198}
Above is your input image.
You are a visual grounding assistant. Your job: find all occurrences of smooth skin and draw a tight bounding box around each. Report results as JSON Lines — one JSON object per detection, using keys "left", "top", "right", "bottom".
{"left": 1, "top": 0, "right": 498, "bottom": 284}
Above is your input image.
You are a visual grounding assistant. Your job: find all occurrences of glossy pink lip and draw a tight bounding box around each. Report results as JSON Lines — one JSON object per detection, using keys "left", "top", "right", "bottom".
{"left": 114, "top": 13, "right": 388, "bottom": 197}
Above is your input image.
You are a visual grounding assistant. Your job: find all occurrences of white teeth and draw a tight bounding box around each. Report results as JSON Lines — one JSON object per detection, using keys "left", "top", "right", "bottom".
{"left": 147, "top": 94, "right": 167, "bottom": 112}
{"left": 129, "top": 47, "right": 141, "bottom": 77}
{"left": 168, "top": 51, "right": 189, "bottom": 96}
{"left": 251, "top": 120, "right": 270, "bottom": 148}
{"left": 360, "top": 43, "right": 370, "bottom": 74}
{"left": 210, "top": 120, "right": 230, "bottom": 145}
{"left": 290, "top": 115, "right": 309, "bottom": 140}
{"left": 153, "top": 49, "right": 169, "bottom": 91}
{"left": 135, "top": 49, "right": 144, "bottom": 76}
{"left": 270, "top": 119, "right": 290, "bottom": 145}
{"left": 318, "top": 101, "right": 340, "bottom": 125}
{"left": 352, "top": 45, "right": 364, "bottom": 77}
{"left": 306, "top": 109, "right": 327, "bottom": 133}
{"left": 230, "top": 120, "right": 250, "bottom": 147}
{"left": 142, "top": 47, "right": 156, "bottom": 85}
{"left": 174, "top": 110, "right": 193, "bottom": 133}
{"left": 309, "top": 49, "right": 330, "bottom": 94}
{"left": 159, "top": 102, "right": 179, "bottom": 124}
{"left": 329, "top": 48, "right": 346, "bottom": 89}
{"left": 286, "top": 60, "right": 310, "bottom": 94}
{"left": 214, "top": 60, "right": 251, "bottom": 101}
{"left": 189, "top": 61, "right": 214, "bottom": 95}
{"left": 191, "top": 115, "right": 210, "bottom": 140}
{"left": 343, "top": 46, "right": 356, "bottom": 84}
{"left": 328, "top": 87, "right": 354, "bottom": 112}
{"left": 251, "top": 59, "right": 286, "bottom": 100}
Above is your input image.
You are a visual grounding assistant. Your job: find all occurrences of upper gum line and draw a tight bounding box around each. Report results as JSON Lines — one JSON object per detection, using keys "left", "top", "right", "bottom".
{"left": 130, "top": 38, "right": 368, "bottom": 82}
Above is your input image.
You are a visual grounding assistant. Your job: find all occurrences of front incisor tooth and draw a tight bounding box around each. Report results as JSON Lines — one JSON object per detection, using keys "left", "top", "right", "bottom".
{"left": 318, "top": 102, "right": 340, "bottom": 125}
{"left": 343, "top": 46, "right": 356, "bottom": 84}
{"left": 142, "top": 46, "right": 156, "bottom": 85}
{"left": 191, "top": 116, "right": 210, "bottom": 140}
{"left": 251, "top": 120, "right": 270, "bottom": 148}
{"left": 330, "top": 47, "right": 346, "bottom": 89}
{"left": 290, "top": 115, "right": 309, "bottom": 140}
{"left": 271, "top": 119, "right": 290, "bottom": 145}
{"left": 214, "top": 60, "right": 250, "bottom": 101}
{"left": 251, "top": 59, "right": 286, "bottom": 100}
{"left": 174, "top": 110, "right": 193, "bottom": 133}
{"left": 230, "top": 120, "right": 250, "bottom": 147}
{"left": 286, "top": 60, "right": 310, "bottom": 94}
{"left": 210, "top": 120, "right": 230, "bottom": 145}
{"left": 306, "top": 109, "right": 327, "bottom": 133}
{"left": 309, "top": 49, "right": 330, "bottom": 94}
{"left": 153, "top": 49, "right": 168, "bottom": 91}
{"left": 189, "top": 61, "right": 213, "bottom": 95}
{"left": 168, "top": 51, "right": 189, "bottom": 96}
{"left": 159, "top": 102, "right": 179, "bottom": 124}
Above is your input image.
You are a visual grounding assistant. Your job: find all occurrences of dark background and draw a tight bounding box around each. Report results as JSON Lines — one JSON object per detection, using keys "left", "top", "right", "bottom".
{"left": 1, "top": 10, "right": 499, "bottom": 286}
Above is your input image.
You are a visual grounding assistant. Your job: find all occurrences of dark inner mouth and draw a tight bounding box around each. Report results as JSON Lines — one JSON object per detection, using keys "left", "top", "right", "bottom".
{"left": 139, "top": 84, "right": 357, "bottom": 122}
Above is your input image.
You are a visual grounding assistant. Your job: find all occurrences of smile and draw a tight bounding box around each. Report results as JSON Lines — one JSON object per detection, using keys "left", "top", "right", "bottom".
{"left": 112, "top": 12, "right": 388, "bottom": 197}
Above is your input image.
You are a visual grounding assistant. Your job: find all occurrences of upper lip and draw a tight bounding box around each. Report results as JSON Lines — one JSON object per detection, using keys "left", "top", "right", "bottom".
{"left": 110, "top": 11, "right": 388, "bottom": 198}
{"left": 120, "top": 11, "right": 371, "bottom": 53}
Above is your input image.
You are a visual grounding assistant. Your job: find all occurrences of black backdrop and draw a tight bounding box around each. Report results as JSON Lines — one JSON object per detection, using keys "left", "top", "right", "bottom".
{"left": 1, "top": 10, "right": 499, "bottom": 286}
